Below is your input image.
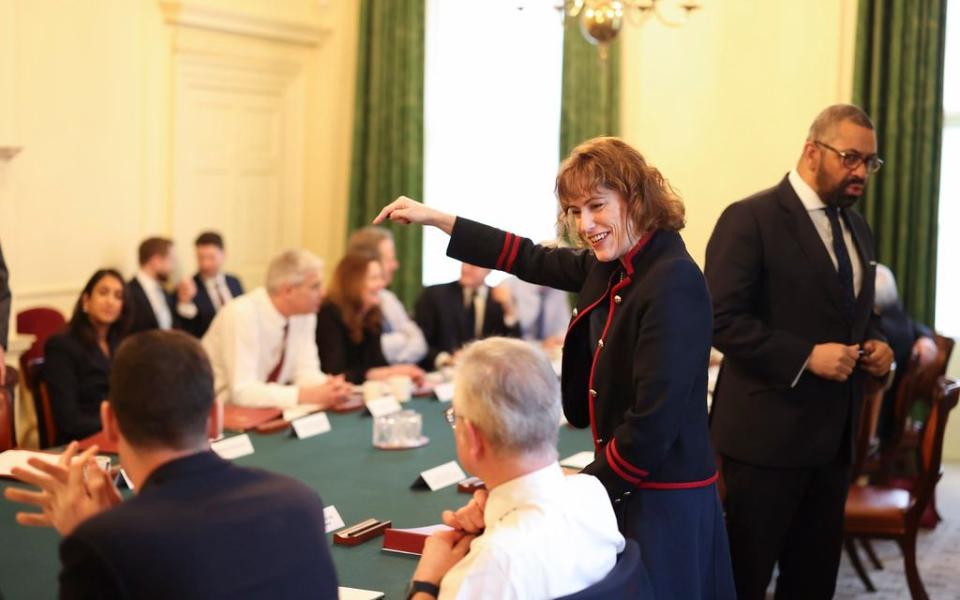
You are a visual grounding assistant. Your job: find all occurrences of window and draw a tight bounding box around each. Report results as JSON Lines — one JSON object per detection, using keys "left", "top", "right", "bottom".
{"left": 423, "top": 1, "right": 564, "bottom": 286}
{"left": 935, "top": 0, "right": 960, "bottom": 335}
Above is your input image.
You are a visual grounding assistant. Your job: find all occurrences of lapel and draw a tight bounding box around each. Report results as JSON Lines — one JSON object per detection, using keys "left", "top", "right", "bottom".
{"left": 129, "top": 278, "right": 159, "bottom": 328}
{"left": 775, "top": 177, "right": 851, "bottom": 322}
{"left": 446, "top": 282, "right": 470, "bottom": 342}
{"left": 193, "top": 274, "right": 215, "bottom": 314}
{"left": 226, "top": 275, "right": 243, "bottom": 297}
{"left": 846, "top": 208, "right": 876, "bottom": 331}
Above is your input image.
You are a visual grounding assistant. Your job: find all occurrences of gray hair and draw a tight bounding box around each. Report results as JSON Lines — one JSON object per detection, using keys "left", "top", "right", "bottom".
{"left": 454, "top": 337, "right": 561, "bottom": 455}
{"left": 807, "top": 104, "right": 875, "bottom": 143}
{"left": 265, "top": 249, "right": 324, "bottom": 294}
{"left": 875, "top": 263, "right": 900, "bottom": 312}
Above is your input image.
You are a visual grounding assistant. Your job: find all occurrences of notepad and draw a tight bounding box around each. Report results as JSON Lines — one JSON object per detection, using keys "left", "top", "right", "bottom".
{"left": 0, "top": 449, "right": 111, "bottom": 479}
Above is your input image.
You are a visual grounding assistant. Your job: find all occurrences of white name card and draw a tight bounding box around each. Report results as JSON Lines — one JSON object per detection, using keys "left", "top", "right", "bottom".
{"left": 419, "top": 461, "right": 466, "bottom": 491}
{"left": 338, "top": 587, "right": 384, "bottom": 600}
{"left": 366, "top": 396, "right": 402, "bottom": 418}
{"left": 211, "top": 434, "right": 255, "bottom": 460}
{"left": 434, "top": 382, "right": 455, "bottom": 403}
{"left": 324, "top": 504, "right": 345, "bottom": 533}
{"left": 560, "top": 451, "right": 595, "bottom": 470}
{"left": 292, "top": 412, "right": 332, "bottom": 439}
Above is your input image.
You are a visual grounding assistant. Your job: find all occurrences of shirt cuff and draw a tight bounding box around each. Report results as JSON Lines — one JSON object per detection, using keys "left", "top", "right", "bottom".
{"left": 177, "top": 302, "right": 198, "bottom": 319}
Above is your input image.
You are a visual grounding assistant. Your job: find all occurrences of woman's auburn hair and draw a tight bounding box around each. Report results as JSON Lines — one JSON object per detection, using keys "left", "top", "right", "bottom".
{"left": 555, "top": 137, "right": 685, "bottom": 242}
{"left": 326, "top": 250, "right": 382, "bottom": 344}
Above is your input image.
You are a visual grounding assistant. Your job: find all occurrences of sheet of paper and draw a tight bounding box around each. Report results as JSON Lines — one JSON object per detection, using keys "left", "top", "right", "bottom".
{"left": 338, "top": 587, "right": 384, "bottom": 600}
{"left": 420, "top": 461, "right": 466, "bottom": 491}
{"left": 366, "top": 396, "right": 402, "bottom": 418}
{"left": 324, "top": 504, "right": 345, "bottom": 533}
{"left": 560, "top": 451, "right": 595, "bottom": 470}
{"left": 211, "top": 434, "right": 255, "bottom": 460}
{"left": 0, "top": 450, "right": 110, "bottom": 478}
{"left": 291, "top": 412, "right": 332, "bottom": 439}
{"left": 433, "top": 382, "right": 455, "bottom": 403}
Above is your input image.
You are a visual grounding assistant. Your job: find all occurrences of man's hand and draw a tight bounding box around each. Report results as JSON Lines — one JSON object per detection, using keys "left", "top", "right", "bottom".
{"left": 860, "top": 339, "right": 894, "bottom": 378}
{"left": 299, "top": 375, "right": 351, "bottom": 407}
{"left": 412, "top": 529, "right": 476, "bottom": 587}
{"left": 3, "top": 442, "right": 121, "bottom": 536}
{"left": 806, "top": 343, "right": 860, "bottom": 382}
{"left": 912, "top": 337, "right": 938, "bottom": 368}
{"left": 441, "top": 489, "right": 488, "bottom": 534}
{"left": 176, "top": 277, "right": 197, "bottom": 304}
{"left": 373, "top": 196, "right": 456, "bottom": 235}
{"left": 490, "top": 285, "right": 516, "bottom": 321}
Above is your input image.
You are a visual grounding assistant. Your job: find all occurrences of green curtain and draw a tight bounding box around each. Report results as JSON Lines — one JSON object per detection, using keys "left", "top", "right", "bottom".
{"left": 559, "top": 15, "right": 621, "bottom": 159}
{"left": 348, "top": 0, "right": 425, "bottom": 309}
{"left": 853, "top": 0, "right": 948, "bottom": 325}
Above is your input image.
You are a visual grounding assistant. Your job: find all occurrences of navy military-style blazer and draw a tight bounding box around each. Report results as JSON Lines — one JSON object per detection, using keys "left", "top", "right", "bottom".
{"left": 448, "top": 218, "right": 717, "bottom": 500}
{"left": 58, "top": 451, "right": 338, "bottom": 599}
{"left": 705, "top": 175, "right": 886, "bottom": 468}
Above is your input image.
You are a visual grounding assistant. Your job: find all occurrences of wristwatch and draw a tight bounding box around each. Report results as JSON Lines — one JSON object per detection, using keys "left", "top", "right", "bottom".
{"left": 406, "top": 579, "right": 440, "bottom": 599}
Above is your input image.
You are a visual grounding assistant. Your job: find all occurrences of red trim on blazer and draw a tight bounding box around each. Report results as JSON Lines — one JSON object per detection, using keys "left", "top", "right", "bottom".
{"left": 636, "top": 472, "right": 719, "bottom": 490}
{"left": 605, "top": 443, "right": 643, "bottom": 485}
{"left": 504, "top": 236, "right": 522, "bottom": 272}
{"left": 609, "top": 438, "right": 649, "bottom": 478}
{"left": 619, "top": 230, "right": 656, "bottom": 275}
{"left": 585, "top": 273, "right": 632, "bottom": 453}
{"left": 495, "top": 232, "right": 515, "bottom": 271}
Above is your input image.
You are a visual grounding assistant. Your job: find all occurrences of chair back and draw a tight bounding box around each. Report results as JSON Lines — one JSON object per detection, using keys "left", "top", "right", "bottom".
{"left": 852, "top": 379, "right": 885, "bottom": 479}
{"left": 909, "top": 377, "right": 960, "bottom": 527}
{"left": 25, "top": 358, "right": 57, "bottom": 449}
{"left": 16, "top": 307, "right": 67, "bottom": 389}
{"left": 553, "top": 539, "right": 652, "bottom": 599}
{"left": 0, "top": 366, "right": 18, "bottom": 451}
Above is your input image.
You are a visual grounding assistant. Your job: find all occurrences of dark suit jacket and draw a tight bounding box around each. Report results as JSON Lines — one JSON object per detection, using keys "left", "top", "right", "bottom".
{"left": 127, "top": 278, "right": 178, "bottom": 334}
{"left": 316, "top": 302, "right": 388, "bottom": 384}
{"left": 180, "top": 273, "right": 244, "bottom": 338}
{"left": 448, "top": 218, "right": 718, "bottom": 499}
{"left": 705, "top": 175, "right": 885, "bottom": 468}
{"left": 414, "top": 280, "right": 520, "bottom": 370}
{"left": 43, "top": 332, "right": 115, "bottom": 445}
{"left": 58, "top": 451, "right": 339, "bottom": 600}
{"left": 0, "top": 241, "right": 9, "bottom": 349}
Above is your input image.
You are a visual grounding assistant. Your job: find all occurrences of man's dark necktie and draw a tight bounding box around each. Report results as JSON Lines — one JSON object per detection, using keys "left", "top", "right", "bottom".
{"left": 825, "top": 206, "right": 856, "bottom": 321}
{"left": 464, "top": 289, "right": 476, "bottom": 341}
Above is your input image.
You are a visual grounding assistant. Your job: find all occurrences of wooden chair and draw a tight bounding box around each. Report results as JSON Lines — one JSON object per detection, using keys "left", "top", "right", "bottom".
{"left": 16, "top": 306, "right": 66, "bottom": 392}
{"left": 843, "top": 377, "right": 960, "bottom": 599}
{"left": 25, "top": 358, "right": 57, "bottom": 449}
{"left": 0, "top": 366, "right": 18, "bottom": 451}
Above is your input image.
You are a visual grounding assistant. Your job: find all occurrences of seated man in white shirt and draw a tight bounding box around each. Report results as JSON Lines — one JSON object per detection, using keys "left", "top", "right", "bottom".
{"left": 203, "top": 249, "right": 349, "bottom": 408}
{"left": 408, "top": 337, "right": 625, "bottom": 600}
{"left": 347, "top": 226, "right": 427, "bottom": 365}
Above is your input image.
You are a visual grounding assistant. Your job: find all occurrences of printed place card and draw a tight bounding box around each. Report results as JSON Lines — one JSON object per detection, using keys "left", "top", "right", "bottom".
{"left": 411, "top": 460, "right": 466, "bottom": 491}
{"left": 366, "top": 396, "right": 402, "bottom": 418}
{"left": 433, "top": 382, "right": 455, "bottom": 403}
{"left": 324, "top": 504, "right": 345, "bottom": 533}
{"left": 211, "top": 434, "right": 255, "bottom": 460}
{"left": 560, "top": 451, "right": 595, "bottom": 470}
{"left": 338, "top": 587, "right": 384, "bottom": 600}
{"left": 292, "top": 412, "right": 332, "bottom": 439}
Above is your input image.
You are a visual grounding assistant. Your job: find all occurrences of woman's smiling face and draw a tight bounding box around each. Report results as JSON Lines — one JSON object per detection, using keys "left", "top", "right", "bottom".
{"left": 566, "top": 187, "right": 637, "bottom": 262}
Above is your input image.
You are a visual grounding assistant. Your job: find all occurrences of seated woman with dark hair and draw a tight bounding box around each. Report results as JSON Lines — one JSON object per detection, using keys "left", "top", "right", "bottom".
{"left": 316, "top": 251, "right": 424, "bottom": 385}
{"left": 44, "top": 269, "right": 129, "bottom": 444}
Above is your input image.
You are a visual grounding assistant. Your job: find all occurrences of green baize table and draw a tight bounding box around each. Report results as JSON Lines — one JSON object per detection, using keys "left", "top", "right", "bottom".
{"left": 0, "top": 396, "right": 592, "bottom": 599}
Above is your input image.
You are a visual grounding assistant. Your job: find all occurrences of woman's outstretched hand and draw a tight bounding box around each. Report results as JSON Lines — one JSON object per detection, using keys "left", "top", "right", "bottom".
{"left": 373, "top": 196, "right": 456, "bottom": 235}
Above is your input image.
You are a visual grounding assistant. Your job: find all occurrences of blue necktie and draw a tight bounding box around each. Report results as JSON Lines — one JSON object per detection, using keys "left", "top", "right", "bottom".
{"left": 825, "top": 206, "right": 856, "bottom": 321}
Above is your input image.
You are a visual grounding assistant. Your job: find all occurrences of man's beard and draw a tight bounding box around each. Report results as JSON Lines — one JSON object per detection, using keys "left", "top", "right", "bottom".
{"left": 156, "top": 272, "right": 170, "bottom": 284}
{"left": 817, "top": 169, "right": 865, "bottom": 209}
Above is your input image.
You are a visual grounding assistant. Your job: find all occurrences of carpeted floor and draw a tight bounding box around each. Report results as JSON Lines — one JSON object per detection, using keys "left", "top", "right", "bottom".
{"left": 833, "top": 462, "right": 960, "bottom": 599}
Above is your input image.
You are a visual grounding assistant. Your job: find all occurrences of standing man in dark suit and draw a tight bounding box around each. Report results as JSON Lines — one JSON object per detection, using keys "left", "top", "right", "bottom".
{"left": 4, "top": 330, "right": 339, "bottom": 599}
{"left": 128, "top": 237, "right": 184, "bottom": 334}
{"left": 414, "top": 262, "right": 520, "bottom": 370}
{"left": 0, "top": 240, "right": 10, "bottom": 386}
{"left": 177, "top": 231, "right": 244, "bottom": 338}
{"left": 705, "top": 104, "right": 894, "bottom": 599}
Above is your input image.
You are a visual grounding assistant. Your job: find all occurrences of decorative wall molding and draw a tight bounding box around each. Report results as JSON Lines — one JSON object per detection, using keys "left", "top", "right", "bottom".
{"left": 159, "top": 1, "right": 330, "bottom": 47}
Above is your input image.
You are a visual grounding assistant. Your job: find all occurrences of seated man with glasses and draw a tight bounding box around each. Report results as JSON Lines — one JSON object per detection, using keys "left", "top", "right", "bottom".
{"left": 407, "top": 337, "right": 625, "bottom": 600}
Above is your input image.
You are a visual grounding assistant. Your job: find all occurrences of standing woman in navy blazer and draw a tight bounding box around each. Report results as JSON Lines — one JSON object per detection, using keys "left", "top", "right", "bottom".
{"left": 376, "top": 137, "right": 734, "bottom": 598}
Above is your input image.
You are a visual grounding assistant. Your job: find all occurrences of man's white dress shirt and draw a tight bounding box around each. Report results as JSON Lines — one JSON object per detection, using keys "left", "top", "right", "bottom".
{"left": 202, "top": 287, "right": 326, "bottom": 408}
{"left": 439, "top": 463, "right": 625, "bottom": 600}
{"left": 379, "top": 289, "right": 427, "bottom": 364}
{"left": 177, "top": 273, "right": 236, "bottom": 319}
{"left": 136, "top": 270, "right": 172, "bottom": 330}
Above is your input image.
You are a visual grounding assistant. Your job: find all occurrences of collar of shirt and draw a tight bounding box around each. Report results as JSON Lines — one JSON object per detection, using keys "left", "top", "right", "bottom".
{"left": 788, "top": 168, "right": 827, "bottom": 212}
{"left": 483, "top": 462, "right": 565, "bottom": 529}
{"left": 462, "top": 285, "right": 488, "bottom": 305}
{"left": 251, "top": 287, "right": 288, "bottom": 331}
{"left": 136, "top": 270, "right": 163, "bottom": 295}
{"left": 203, "top": 273, "right": 227, "bottom": 288}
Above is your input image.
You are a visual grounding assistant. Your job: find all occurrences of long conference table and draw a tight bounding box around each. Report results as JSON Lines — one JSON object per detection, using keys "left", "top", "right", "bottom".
{"left": 0, "top": 395, "right": 593, "bottom": 599}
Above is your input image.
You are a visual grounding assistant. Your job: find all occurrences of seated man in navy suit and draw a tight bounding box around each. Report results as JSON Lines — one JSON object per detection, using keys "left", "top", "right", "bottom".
{"left": 414, "top": 262, "right": 520, "bottom": 370}
{"left": 177, "top": 231, "right": 245, "bottom": 338}
{"left": 4, "top": 330, "right": 339, "bottom": 599}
